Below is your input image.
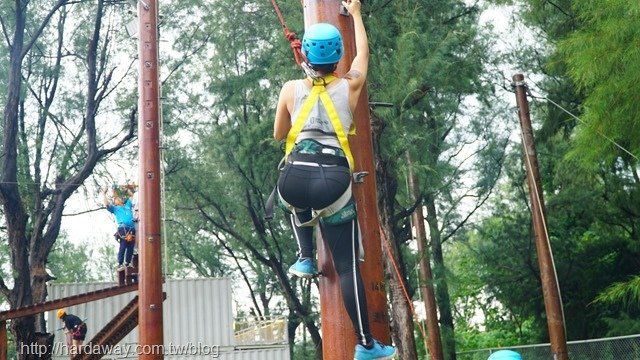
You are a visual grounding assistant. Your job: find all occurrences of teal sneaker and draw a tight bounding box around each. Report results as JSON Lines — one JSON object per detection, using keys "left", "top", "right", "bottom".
{"left": 354, "top": 340, "right": 396, "bottom": 360}
{"left": 288, "top": 258, "right": 316, "bottom": 278}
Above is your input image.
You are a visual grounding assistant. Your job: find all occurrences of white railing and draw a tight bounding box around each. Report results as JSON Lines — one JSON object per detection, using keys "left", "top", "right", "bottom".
{"left": 234, "top": 316, "right": 288, "bottom": 346}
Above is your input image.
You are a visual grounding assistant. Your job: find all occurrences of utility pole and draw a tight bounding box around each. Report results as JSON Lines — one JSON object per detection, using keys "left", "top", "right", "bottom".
{"left": 138, "top": 0, "right": 164, "bottom": 357}
{"left": 512, "top": 74, "right": 569, "bottom": 360}
{"left": 407, "top": 154, "right": 444, "bottom": 360}
{"left": 303, "top": 0, "right": 391, "bottom": 358}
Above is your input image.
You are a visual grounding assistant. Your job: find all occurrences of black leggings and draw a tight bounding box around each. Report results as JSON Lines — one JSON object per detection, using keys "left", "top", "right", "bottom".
{"left": 278, "top": 160, "right": 372, "bottom": 345}
{"left": 321, "top": 217, "right": 371, "bottom": 346}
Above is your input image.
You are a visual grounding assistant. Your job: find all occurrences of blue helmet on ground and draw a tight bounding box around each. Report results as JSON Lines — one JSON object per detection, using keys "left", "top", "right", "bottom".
{"left": 488, "top": 350, "right": 522, "bottom": 360}
{"left": 302, "top": 23, "right": 343, "bottom": 65}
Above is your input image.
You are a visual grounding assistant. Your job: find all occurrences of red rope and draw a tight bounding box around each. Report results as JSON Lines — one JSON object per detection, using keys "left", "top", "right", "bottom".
{"left": 379, "top": 224, "right": 429, "bottom": 343}
{"left": 269, "top": 0, "right": 304, "bottom": 66}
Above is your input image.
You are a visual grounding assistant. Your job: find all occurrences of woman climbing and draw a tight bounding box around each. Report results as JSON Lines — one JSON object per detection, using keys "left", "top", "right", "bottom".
{"left": 273, "top": 0, "right": 396, "bottom": 358}
{"left": 104, "top": 185, "right": 136, "bottom": 271}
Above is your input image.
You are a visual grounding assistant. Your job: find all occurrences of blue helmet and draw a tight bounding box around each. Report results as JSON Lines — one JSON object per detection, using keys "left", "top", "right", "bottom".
{"left": 488, "top": 350, "right": 522, "bottom": 360}
{"left": 302, "top": 23, "right": 343, "bottom": 65}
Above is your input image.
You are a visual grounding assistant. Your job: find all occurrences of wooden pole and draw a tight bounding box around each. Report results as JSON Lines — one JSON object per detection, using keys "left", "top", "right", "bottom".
{"left": 512, "top": 74, "right": 568, "bottom": 360}
{"left": 406, "top": 154, "right": 444, "bottom": 360}
{"left": 303, "top": 1, "right": 391, "bottom": 358}
{"left": 0, "top": 320, "right": 7, "bottom": 360}
{"left": 138, "top": 0, "right": 164, "bottom": 357}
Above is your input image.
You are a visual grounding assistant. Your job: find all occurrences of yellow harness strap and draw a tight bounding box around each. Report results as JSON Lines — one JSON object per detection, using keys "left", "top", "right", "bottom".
{"left": 284, "top": 75, "right": 355, "bottom": 171}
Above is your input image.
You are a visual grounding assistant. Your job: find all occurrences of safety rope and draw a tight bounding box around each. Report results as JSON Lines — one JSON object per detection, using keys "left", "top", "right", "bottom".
{"left": 379, "top": 225, "right": 429, "bottom": 343}
{"left": 269, "top": 0, "right": 304, "bottom": 66}
{"left": 512, "top": 78, "right": 638, "bottom": 162}
{"left": 529, "top": 91, "right": 639, "bottom": 162}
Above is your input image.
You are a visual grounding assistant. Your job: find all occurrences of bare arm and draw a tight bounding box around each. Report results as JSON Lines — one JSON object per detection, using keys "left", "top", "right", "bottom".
{"left": 103, "top": 189, "right": 111, "bottom": 207}
{"left": 342, "top": 0, "right": 368, "bottom": 111}
{"left": 274, "top": 81, "right": 296, "bottom": 140}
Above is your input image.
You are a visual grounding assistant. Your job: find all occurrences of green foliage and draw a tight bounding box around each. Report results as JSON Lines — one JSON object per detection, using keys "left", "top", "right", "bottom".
{"left": 159, "top": 0, "right": 312, "bottom": 330}
{"left": 291, "top": 341, "right": 318, "bottom": 360}
{"left": 464, "top": 0, "right": 640, "bottom": 345}
{"left": 0, "top": 229, "right": 9, "bottom": 280}
{"left": 601, "top": 313, "right": 640, "bottom": 337}
{"left": 366, "top": 0, "right": 511, "bottom": 355}
{"left": 453, "top": 127, "right": 640, "bottom": 343}
{"left": 594, "top": 276, "right": 640, "bottom": 311}
{"left": 2, "top": 0, "right": 639, "bottom": 353}
{"left": 7, "top": 330, "right": 16, "bottom": 359}
{"left": 449, "top": 212, "right": 546, "bottom": 348}
{"left": 47, "top": 239, "right": 96, "bottom": 283}
{"left": 559, "top": 0, "right": 640, "bottom": 165}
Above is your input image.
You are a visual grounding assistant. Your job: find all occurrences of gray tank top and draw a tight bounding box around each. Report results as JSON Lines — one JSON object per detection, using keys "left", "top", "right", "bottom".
{"left": 290, "top": 78, "right": 353, "bottom": 148}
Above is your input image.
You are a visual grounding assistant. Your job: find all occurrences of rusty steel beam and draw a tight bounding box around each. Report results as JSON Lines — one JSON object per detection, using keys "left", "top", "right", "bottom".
{"left": 71, "top": 293, "right": 165, "bottom": 360}
{"left": 72, "top": 296, "right": 140, "bottom": 360}
{"left": 303, "top": 0, "right": 392, "bottom": 358}
{"left": 72, "top": 293, "right": 167, "bottom": 360}
{"left": 0, "top": 283, "right": 138, "bottom": 321}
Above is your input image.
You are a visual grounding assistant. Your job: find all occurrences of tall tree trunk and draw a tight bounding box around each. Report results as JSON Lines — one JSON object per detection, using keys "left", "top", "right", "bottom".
{"left": 424, "top": 193, "right": 456, "bottom": 360}
{"left": 1, "top": 0, "right": 131, "bottom": 356}
{"left": 380, "top": 222, "right": 419, "bottom": 360}
{"left": 372, "top": 115, "right": 418, "bottom": 360}
{"left": 2, "top": 1, "right": 37, "bottom": 358}
{"left": 407, "top": 153, "right": 444, "bottom": 360}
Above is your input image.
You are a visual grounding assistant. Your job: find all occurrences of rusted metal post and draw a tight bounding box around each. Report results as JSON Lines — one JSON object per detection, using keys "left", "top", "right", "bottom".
{"left": 303, "top": 1, "right": 391, "bottom": 358}
{"left": 0, "top": 320, "right": 7, "bottom": 360}
{"left": 512, "top": 73, "right": 569, "bottom": 360}
{"left": 138, "top": 0, "right": 164, "bottom": 357}
{"left": 407, "top": 154, "right": 444, "bottom": 360}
